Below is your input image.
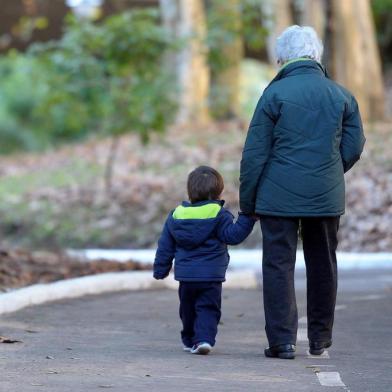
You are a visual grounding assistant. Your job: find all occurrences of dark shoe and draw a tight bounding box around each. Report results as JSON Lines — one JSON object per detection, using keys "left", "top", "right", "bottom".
{"left": 264, "top": 344, "right": 296, "bottom": 359}
{"left": 309, "top": 340, "right": 332, "bottom": 355}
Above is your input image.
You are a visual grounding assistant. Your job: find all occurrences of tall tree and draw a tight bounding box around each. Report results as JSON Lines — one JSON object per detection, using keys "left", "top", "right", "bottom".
{"left": 284, "top": 0, "right": 385, "bottom": 120}
{"left": 207, "top": 0, "right": 243, "bottom": 118}
{"left": 330, "top": 0, "right": 385, "bottom": 120}
{"left": 302, "top": 0, "right": 326, "bottom": 38}
{"left": 160, "top": 0, "right": 210, "bottom": 124}
{"left": 261, "top": 0, "right": 294, "bottom": 66}
{"left": 301, "top": 0, "right": 334, "bottom": 72}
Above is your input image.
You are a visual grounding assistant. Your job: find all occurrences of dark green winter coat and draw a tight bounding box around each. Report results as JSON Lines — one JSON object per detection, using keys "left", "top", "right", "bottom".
{"left": 239, "top": 59, "right": 365, "bottom": 216}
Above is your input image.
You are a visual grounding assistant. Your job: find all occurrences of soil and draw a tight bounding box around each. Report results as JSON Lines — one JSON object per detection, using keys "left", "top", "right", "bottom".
{"left": 0, "top": 248, "right": 150, "bottom": 291}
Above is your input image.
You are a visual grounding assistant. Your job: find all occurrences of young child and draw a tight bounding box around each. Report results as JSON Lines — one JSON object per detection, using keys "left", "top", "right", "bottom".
{"left": 153, "top": 165, "right": 257, "bottom": 355}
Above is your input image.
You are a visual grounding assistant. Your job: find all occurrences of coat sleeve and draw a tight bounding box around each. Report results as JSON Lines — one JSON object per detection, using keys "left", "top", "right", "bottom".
{"left": 239, "top": 94, "right": 276, "bottom": 213}
{"left": 216, "top": 211, "right": 256, "bottom": 245}
{"left": 153, "top": 215, "right": 175, "bottom": 279}
{"left": 340, "top": 96, "right": 366, "bottom": 173}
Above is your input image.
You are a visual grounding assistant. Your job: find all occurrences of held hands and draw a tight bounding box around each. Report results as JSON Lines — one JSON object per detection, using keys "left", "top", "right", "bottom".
{"left": 239, "top": 211, "right": 260, "bottom": 221}
{"left": 153, "top": 270, "right": 170, "bottom": 280}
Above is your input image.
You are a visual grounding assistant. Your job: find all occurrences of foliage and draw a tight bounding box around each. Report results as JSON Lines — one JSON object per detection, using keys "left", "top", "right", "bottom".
{"left": 13, "top": 16, "right": 49, "bottom": 42}
{"left": 371, "top": 0, "right": 392, "bottom": 66}
{"left": 205, "top": 0, "right": 268, "bottom": 75}
{"left": 0, "top": 9, "right": 177, "bottom": 154}
{"left": 205, "top": 0, "right": 268, "bottom": 118}
{"left": 0, "top": 53, "right": 49, "bottom": 153}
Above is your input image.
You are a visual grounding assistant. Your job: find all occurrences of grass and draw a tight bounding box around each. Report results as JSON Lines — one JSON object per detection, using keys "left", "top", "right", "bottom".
{"left": 0, "top": 159, "right": 106, "bottom": 249}
{"left": 0, "top": 124, "right": 250, "bottom": 250}
{"left": 0, "top": 121, "right": 390, "bottom": 251}
{"left": 0, "top": 160, "right": 103, "bottom": 197}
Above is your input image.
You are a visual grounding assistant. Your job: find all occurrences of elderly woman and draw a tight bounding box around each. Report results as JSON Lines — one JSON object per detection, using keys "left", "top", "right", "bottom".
{"left": 240, "top": 25, "right": 365, "bottom": 359}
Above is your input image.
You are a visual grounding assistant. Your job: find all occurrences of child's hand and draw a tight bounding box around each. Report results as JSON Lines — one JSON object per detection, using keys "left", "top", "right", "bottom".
{"left": 153, "top": 271, "right": 170, "bottom": 280}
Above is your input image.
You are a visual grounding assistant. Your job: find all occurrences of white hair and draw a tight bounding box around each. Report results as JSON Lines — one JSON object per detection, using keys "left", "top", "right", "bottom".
{"left": 275, "top": 25, "right": 323, "bottom": 64}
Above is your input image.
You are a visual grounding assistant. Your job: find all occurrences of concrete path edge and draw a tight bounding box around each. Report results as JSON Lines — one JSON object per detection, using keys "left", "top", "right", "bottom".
{"left": 0, "top": 270, "right": 258, "bottom": 316}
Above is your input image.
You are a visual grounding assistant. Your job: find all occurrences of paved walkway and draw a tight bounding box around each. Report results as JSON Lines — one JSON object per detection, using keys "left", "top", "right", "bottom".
{"left": 1, "top": 270, "right": 391, "bottom": 392}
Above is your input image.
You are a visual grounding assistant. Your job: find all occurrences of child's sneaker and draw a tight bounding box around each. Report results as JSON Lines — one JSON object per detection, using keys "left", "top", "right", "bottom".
{"left": 191, "top": 342, "right": 212, "bottom": 355}
{"left": 183, "top": 346, "right": 192, "bottom": 352}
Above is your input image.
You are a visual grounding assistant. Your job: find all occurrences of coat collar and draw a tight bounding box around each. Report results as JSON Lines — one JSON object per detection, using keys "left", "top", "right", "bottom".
{"left": 268, "top": 59, "right": 329, "bottom": 87}
{"left": 279, "top": 57, "right": 313, "bottom": 71}
{"left": 182, "top": 200, "right": 225, "bottom": 207}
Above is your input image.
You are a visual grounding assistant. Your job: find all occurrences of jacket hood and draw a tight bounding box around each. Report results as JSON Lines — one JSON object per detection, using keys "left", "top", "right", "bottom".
{"left": 167, "top": 200, "right": 224, "bottom": 249}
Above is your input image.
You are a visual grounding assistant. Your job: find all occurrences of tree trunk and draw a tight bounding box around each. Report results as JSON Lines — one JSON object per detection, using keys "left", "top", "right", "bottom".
{"left": 104, "top": 136, "right": 120, "bottom": 197}
{"left": 302, "top": 0, "right": 326, "bottom": 38}
{"left": 301, "top": 0, "right": 335, "bottom": 71}
{"left": 261, "top": 0, "right": 294, "bottom": 66}
{"left": 160, "top": 0, "right": 210, "bottom": 124}
{"left": 209, "top": 0, "right": 243, "bottom": 119}
{"left": 330, "top": 0, "right": 385, "bottom": 120}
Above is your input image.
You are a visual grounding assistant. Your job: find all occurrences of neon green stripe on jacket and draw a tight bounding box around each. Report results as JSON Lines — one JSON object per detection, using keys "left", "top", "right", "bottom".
{"left": 280, "top": 57, "right": 312, "bottom": 70}
{"left": 172, "top": 204, "right": 221, "bottom": 220}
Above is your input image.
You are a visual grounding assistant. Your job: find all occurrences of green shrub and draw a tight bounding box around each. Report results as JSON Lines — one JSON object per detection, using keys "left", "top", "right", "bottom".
{"left": 0, "top": 53, "right": 48, "bottom": 153}
{"left": 0, "top": 9, "right": 177, "bottom": 154}
{"left": 206, "top": 0, "right": 267, "bottom": 74}
{"left": 205, "top": 0, "right": 267, "bottom": 118}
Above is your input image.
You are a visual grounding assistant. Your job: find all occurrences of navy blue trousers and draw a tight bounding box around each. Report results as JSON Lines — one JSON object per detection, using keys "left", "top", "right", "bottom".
{"left": 178, "top": 281, "right": 222, "bottom": 347}
{"left": 260, "top": 216, "right": 339, "bottom": 347}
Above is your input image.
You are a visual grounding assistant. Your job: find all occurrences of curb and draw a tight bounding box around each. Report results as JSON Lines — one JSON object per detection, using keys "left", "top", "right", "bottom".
{"left": 72, "top": 249, "right": 392, "bottom": 270}
{"left": 0, "top": 270, "right": 258, "bottom": 316}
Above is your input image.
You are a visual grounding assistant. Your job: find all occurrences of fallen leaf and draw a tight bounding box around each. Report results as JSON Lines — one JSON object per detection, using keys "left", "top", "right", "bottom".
{"left": 0, "top": 336, "right": 22, "bottom": 344}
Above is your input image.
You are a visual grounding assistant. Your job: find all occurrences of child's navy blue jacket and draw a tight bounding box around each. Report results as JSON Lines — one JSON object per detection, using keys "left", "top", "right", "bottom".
{"left": 153, "top": 200, "right": 256, "bottom": 282}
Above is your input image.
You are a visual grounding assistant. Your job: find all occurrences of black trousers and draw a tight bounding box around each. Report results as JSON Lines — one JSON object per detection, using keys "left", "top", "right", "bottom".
{"left": 178, "top": 282, "right": 222, "bottom": 347}
{"left": 260, "top": 216, "right": 339, "bottom": 347}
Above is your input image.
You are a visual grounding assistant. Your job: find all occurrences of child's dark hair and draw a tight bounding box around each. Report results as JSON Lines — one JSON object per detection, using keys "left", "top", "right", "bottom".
{"left": 187, "top": 166, "right": 224, "bottom": 203}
